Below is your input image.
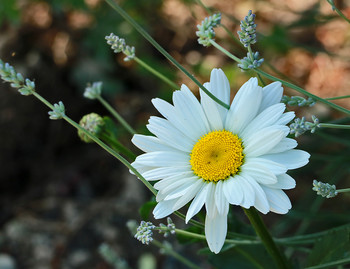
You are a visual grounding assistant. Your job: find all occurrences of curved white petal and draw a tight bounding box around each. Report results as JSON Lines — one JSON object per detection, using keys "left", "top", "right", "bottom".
{"left": 261, "top": 186, "right": 292, "bottom": 214}
{"left": 172, "top": 85, "right": 210, "bottom": 136}
{"left": 205, "top": 206, "right": 228, "bottom": 254}
{"left": 147, "top": 116, "right": 194, "bottom": 152}
{"left": 132, "top": 134, "right": 175, "bottom": 152}
{"left": 268, "top": 138, "right": 297, "bottom": 154}
{"left": 245, "top": 176, "right": 270, "bottom": 214}
{"left": 186, "top": 183, "right": 209, "bottom": 223}
{"left": 240, "top": 162, "right": 277, "bottom": 185}
{"left": 142, "top": 166, "right": 191, "bottom": 181}
{"left": 205, "top": 183, "right": 217, "bottom": 218}
{"left": 172, "top": 180, "right": 203, "bottom": 210}
{"left": 162, "top": 177, "right": 199, "bottom": 200}
{"left": 241, "top": 103, "right": 285, "bottom": 138}
{"left": 215, "top": 180, "right": 229, "bottom": 214}
{"left": 237, "top": 175, "right": 255, "bottom": 208}
{"left": 135, "top": 151, "right": 189, "bottom": 167}
{"left": 244, "top": 157, "right": 288, "bottom": 175}
{"left": 200, "top": 82, "right": 224, "bottom": 130}
{"left": 276, "top": 111, "right": 295, "bottom": 125}
{"left": 153, "top": 172, "right": 193, "bottom": 190}
{"left": 258, "top": 81, "right": 283, "bottom": 113}
{"left": 261, "top": 149, "right": 310, "bottom": 170}
{"left": 225, "top": 78, "right": 262, "bottom": 134}
{"left": 209, "top": 68, "right": 231, "bottom": 107}
{"left": 243, "top": 126, "right": 288, "bottom": 157}
{"left": 153, "top": 199, "right": 177, "bottom": 219}
{"left": 268, "top": 174, "right": 296, "bottom": 190}
{"left": 223, "top": 176, "right": 244, "bottom": 205}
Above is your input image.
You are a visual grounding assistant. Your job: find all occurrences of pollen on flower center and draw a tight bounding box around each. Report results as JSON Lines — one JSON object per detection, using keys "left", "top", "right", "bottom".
{"left": 190, "top": 130, "right": 244, "bottom": 182}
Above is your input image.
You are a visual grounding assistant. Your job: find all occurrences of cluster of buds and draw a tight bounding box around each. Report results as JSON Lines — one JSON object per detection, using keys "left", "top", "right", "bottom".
{"left": 282, "top": 96, "right": 316, "bottom": 107}
{"left": 238, "top": 10, "right": 257, "bottom": 47}
{"left": 134, "top": 221, "right": 156, "bottom": 245}
{"left": 312, "top": 180, "right": 338, "bottom": 198}
{"left": 289, "top": 116, "right": 320, "bottom": 137}
{"left": 196, "top": 13, "right": 221, "bottom": 47}
{"left": 48, "top": 101, "right": 65, "bottom": 120}
{"left": 0, "top": 60, "right": 35, "bottom": 96}
{"left": 238, "top": 51, "right": 264, "bottom": 70}
{"left": 158, "top": 217, "right": 176, "bottom": 237}
{"left": 84, "top": 81, "right": 102, "bottom": 100}
{"left": 105, "top": 33, "right": 135, "bottom": 61}
{"left": 78, "top": 113, "right": 105, "bottom": 143}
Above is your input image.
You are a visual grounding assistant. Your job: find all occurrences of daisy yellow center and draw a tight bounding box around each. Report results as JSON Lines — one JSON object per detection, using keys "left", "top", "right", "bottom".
{"left": 190, "top": 130, "right": 244, "bottom": 182}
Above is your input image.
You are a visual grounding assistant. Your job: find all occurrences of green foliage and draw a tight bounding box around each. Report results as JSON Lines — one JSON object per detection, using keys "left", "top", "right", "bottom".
{"left": 0, "top": 0, "right": 20, "bottom": 26}
{"left": 139, "top": 200, "right": 157, "bottom": 220}
{"left": 306, "top": 226, "right": 350, "bottom": 267}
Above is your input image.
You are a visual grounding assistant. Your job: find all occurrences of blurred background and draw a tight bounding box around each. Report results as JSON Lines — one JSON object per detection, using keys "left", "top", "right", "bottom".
{"left": 0, "top": 0, "right": 349, "bottom": 268}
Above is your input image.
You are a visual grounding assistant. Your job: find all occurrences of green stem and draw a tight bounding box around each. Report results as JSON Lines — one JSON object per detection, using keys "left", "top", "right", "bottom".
{"left": 152, "top": 240, "right": 201, "bottom": 269}
{"left": 209, "top": 40, "right": 350, "bottom": 115}
{"left": 254, "top": 69, "right": 350, "bottom": 115}
{"left": 209, "top": 39, "right": 242, "bottom": 63}
{"left": 100, "top": 133, "right": 137, "bottom": 160}
{"left": 243, "top": 208, "right": 290, "bottom": 269}
{"left": 319, "top": 123, "right": 350, "bottom": 129}
{"left": 305, "top": 257, "right": 350, "bottom": 269}
{"left": 134, "top": 57, "right": 179, "bottom": 90}
{"left": 32, "top": 92, "right": 156, "bottom": 196}
{"left": 104, "top": 0, "right": 229, "bottom": 110}
{"left": 326, "top": 0, "right": 350, "bottom": 23}
{"left": 325, "top": 94, "right": 350, "bottom": 100}
{"left": 96, "top": 95, "right": 136, "bottom": 135}
{"left": 337, "top": 188, "right": 350, "bottom": 193}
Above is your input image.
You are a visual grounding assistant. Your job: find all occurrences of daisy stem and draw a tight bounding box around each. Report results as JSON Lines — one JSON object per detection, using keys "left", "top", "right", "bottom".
{"left": 326, "top": 0, "right": 350, "bottom": 24}
{"left": 243, "top": 208, "right": 290, "bottom": 269}
{"left": 96, "top": 95, "right": 136, "bottom": 135}
{"left": 209, "top": 40, "right": 350, "bottom": 115}
{"left": 104, "top": 0, "right": 230, "bottom": 110}
{"left": 325, "top": 94, "right": 350, "bottom": 100}
{"left": 31, "top": 91, "right": 157, "bottom": 196}
{"left": 133, "top": 56, "right": 179, "bottom": 90}
{"left": 151, "top": 239, "right": 201, "bottom": 269}
{"left": 319, "top": 123, "right": 350, "bottom": 130}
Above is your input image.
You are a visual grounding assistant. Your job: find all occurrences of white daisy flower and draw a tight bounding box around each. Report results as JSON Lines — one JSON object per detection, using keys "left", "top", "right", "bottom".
{"left": 131, "top": 68, "right": 310, "bottom": 254}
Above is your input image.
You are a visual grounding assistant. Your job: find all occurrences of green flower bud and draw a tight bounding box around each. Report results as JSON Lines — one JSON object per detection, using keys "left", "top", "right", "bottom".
{"left": 78, "top": 113, "right": 105, "bottom": 143}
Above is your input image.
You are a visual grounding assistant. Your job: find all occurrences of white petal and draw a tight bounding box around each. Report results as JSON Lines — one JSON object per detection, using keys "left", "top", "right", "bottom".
{"left": 153, "top": 172, "right": 193, "bottom": 190}
{"left": 261, "top": 149, "right": 310, "bottom": 170}
{"left": 276, "top": 111, "right": 295, "bottom": 125}
{"left": 223, "top": 176, "right": 244, "bottom": 205}
{"left": 268, "top": 138, "right": 297, "bottom": 154}
{"left": 135, "top": 151, "right": 189, "bottom": 167}
{"left": 205, "top": 207, "right": 228, "bottom": 254}
{"left": 172, "top": 179, "right": 203, "bottom": 210}
{"left": 244, "top": 176, "right": 269, "bottom": 214}
{"left": 205, "top": 183, "right": 217, "bottom": 218}
{"left": 244, "top": 157, "right": 288, "bottom": 175}
{"left": 132, "top": 134, "right": 174, "bottom": 152}
{"left": 173, "top": 84, "right": 210, "bottom": 136}
{"left": 142, "top": 166, "right": 191, "bottom": 181}
{"left": 130, "top": 161, "right": 156, "bottom": 175}
{"left": 215, "top": 180, "right": 229, "bottom": 214}
{"left": 209, "top": 68, "right": 231, "bottom": 107}
{"left": 186, "top": 183, "right": 209, "bottom": 223}
{"left": 162, "top": 177, "right": 198, "bottom": 200}
{"left": 147, "top": 116, "right": 194, "bottom": 152}
{"left": 268, "top": 174, "right": 296, "bottom": 190}
{"left": 225, "top": 78, "right": 262, "bottom": 134}
{"left": 243, "top": 126, "right": 288, "bottom": 157}
{"left": 153, "top": 199, "right": 177, "bottom": 219}
{"left": 237, "top": 176, "right": 255, "bottom": 208}
{"left": 200, "top": 82, "right": 224, "bottom": 130}
{"left": 258, "top": 81, "right": 283, "bottom": 113}
{"left": 241, "top": 103, "right": 286, "bottom": 138}
{"left": 240, "top": 162, "right": 277, "bottom": 185}
{"left": 261, "top": 186, "right": 292, "bottom": 214}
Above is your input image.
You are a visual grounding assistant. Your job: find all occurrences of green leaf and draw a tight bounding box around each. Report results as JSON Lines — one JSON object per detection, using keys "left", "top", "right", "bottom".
{"left": 306, "top": 226, "right": 350, "bottom": 267}
{"left": 208, "top": 245, "right": 278, "bottom": 269}
{"left": 139, "top": 200, "right": 156, "bottom": 220}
